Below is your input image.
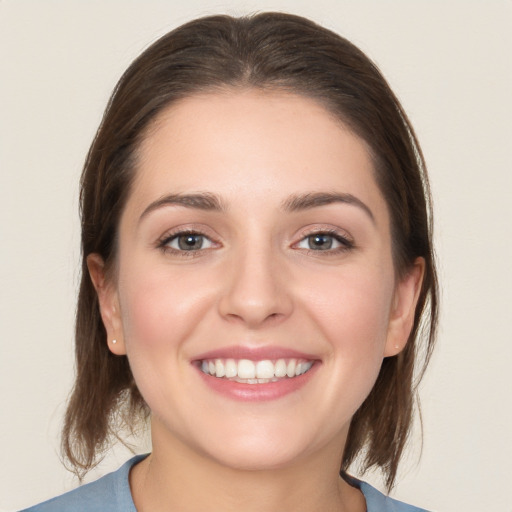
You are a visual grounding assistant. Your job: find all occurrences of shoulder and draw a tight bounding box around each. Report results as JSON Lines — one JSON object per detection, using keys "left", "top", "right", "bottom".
{"left": 345, "top": 475, "right": 430, "bottom": 512}
{"left": 19, "top": 455, "right": 147, "bottom": 512}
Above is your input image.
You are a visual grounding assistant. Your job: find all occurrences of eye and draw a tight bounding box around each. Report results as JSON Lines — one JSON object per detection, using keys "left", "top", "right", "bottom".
{"left": 295, "top": 231, "right": 353, "bottom": 252}
{"left": 162, "top": 232, "right": 214, "bottom": 252}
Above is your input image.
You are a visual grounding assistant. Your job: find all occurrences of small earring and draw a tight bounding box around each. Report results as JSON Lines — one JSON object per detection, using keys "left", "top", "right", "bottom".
{"left": 112, "top": 339, "right": 117, "bottom": 344}
{"left": 394, "top": 344, "right": 400, "bottom": 350}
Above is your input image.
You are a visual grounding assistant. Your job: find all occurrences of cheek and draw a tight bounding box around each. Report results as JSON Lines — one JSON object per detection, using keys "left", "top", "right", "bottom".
{"left": 301, "top": 263, "right": 394, "bottom": 361}
{"left": 114, "top": 263, "right": 219, "bottom": 415}
{"left": 117, "top": 263, "right": 214, "bottom": 354}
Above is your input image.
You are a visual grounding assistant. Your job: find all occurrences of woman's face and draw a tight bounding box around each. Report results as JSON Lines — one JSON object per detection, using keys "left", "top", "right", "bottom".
{"left": 92, "top": 90, "right": 421, "bottom": 471}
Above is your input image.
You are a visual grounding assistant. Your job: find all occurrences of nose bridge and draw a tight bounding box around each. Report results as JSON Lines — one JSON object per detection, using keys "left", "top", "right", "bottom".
{"left": 219, "top": 234, "right": 292, "bottom": 327}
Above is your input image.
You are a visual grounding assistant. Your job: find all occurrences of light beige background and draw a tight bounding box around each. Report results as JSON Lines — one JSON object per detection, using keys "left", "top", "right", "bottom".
{"left": 1, "top": 1, "right": 511, "bottom": 511}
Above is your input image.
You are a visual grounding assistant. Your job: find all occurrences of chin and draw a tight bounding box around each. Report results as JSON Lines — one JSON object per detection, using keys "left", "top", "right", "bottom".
{"left": 193, "top": 420, "right": 331, "bottom": 472}
{"left": 205, "top": 441, "right": 307, "bottom": 472}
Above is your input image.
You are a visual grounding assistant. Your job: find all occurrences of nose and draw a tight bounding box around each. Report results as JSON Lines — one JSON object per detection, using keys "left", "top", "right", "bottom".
{"left": 218, "top": 242, "right": 293, "bottom": 328}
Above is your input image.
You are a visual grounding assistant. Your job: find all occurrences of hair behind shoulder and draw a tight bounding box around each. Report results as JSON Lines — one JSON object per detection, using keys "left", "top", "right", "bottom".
{"left": 62, "top": 12, "right": 438, "bottom": 490}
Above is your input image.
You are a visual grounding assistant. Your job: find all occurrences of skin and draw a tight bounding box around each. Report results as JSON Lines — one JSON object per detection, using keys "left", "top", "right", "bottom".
{"left": 89, "top": 89, "right": 424, "bottom": 512}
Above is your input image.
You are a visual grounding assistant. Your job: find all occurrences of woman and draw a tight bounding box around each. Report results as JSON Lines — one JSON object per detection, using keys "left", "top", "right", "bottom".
{"left": 22, "top": 12, "right": 437, "bottom": 512}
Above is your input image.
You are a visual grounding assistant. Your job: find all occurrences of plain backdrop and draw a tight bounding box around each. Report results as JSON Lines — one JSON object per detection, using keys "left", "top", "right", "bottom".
{"left": 1, "top": 1, "right": 511, "bottom": 511}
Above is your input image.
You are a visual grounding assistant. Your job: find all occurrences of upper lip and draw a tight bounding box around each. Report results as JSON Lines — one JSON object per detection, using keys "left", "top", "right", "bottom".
{"left": 193, "top": 345, "right": 319, "bottom": 362}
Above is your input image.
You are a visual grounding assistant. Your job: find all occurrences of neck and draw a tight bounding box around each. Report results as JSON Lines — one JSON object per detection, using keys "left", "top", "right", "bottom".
{"left": 130, "top": 421, "right": 366, "bottom": 512}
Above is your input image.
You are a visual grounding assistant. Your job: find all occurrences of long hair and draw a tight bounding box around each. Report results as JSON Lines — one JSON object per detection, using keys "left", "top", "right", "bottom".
{"left": 62, "top": 12, "right": 438, "bottom": 490}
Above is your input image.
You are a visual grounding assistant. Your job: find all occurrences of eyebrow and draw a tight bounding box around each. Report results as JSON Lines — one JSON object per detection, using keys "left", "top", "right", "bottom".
{"left": 139, "top": 192, "right": 225, "bottom": 222}
{"left": 139, "top": 190, "right": 375, "bottom": 224}
{"left": 282, "top": 192, "right": 375, "bottom": 223}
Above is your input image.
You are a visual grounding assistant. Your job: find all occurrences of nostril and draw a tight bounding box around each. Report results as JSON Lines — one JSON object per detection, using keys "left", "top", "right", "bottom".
{"left": 217, "top": 263, "right": 294, "bottom": 326}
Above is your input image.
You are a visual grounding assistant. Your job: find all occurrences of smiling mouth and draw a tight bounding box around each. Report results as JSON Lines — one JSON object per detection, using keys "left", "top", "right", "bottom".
{"left": 199, "top": 358, "right": 314, "bottom": 384}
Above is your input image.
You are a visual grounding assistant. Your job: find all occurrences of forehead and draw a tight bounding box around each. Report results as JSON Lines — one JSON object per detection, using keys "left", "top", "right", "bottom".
{"left": 129, "top": 89, "right": 387, "bottom": 220}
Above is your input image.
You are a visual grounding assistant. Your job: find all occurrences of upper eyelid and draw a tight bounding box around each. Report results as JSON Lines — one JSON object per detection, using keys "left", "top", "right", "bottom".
{"left": 157, "top": 231, "right": 219, "bottom": 257}
{"left": 169, "top": 232, "right": 214, "bottom": 249}
{"left": 158, "top": 224, "right": 218, "bottom": 241}
{"left": 156, "top": 229, "right": 218, "bottom": 252}
{"left": 162, "top": 231, "right": 212, "bottom": 241}
{"left": 155, "top": 224, "right": 354, "bottom": 247}
{"left": 296, "top": 233, "right": 352, "bottom": 246}
{"left": 295, "top": 225, "right": 354, "bottom": 242}
{"left": 291, "top": 226, "right": 356, "bottom": 253}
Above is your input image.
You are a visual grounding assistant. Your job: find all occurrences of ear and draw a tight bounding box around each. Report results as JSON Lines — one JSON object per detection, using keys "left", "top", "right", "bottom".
{"left": 384, "top": 257, "right": 425, "bottom": 357}
{"left": 87, "top": 253, "right": 126, "bottom": 355}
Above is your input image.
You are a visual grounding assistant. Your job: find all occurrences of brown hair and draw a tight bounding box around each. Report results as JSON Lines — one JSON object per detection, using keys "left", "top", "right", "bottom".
{"left": 63, "top": 12, "right": 438, "bottom": 490}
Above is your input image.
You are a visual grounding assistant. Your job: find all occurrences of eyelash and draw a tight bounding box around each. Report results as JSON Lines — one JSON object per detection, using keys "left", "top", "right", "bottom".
{"left": 157, "top": 230, "right": 217, "bottom": 258}
{"left": 294, "top": 228, "right": 354, "bottom": 255}
{"left": 157, "top": 228, "right": 354, "bottom": 257}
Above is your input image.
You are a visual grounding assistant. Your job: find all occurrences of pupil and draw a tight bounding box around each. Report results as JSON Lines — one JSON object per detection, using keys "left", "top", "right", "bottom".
{"left": 310, "top": 234, "right": 332, "bottom": 250}
{"left": 178, "top": 234, "right": 202, "bottom": 250}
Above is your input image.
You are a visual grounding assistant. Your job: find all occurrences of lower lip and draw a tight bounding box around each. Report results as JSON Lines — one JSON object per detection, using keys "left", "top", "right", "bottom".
{"left": 195, "top": 363, "right": 319, "bottom": 401}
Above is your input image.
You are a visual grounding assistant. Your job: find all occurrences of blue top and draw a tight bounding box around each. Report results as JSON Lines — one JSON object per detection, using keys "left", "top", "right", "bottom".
{"left": 20, "top": 455, "right": 429, "bottom": 512}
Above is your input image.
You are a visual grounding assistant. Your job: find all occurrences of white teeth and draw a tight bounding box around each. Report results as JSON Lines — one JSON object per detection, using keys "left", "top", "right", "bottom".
{"left": 256, "top": 360, "right": 274, "bottom": 379}
{"left": 200, "top": 357, "right": 314, "bottom": 382}
{"left": 301, "top": 361, "right": 313, "bottom": 374}
{"left": 286, "top": 359, "right": 296, "bottom": 378}
{"left": 215, "top": 359, "right": 225, "bottom": 378}
{"left": 225, "top": 358, "right": 237, "bottom": 378}
{"left": 237, "top": 359, "right": 256, "bottom": 379}
{"left": 275, "top": 359, "right": 287, "bottom": 377}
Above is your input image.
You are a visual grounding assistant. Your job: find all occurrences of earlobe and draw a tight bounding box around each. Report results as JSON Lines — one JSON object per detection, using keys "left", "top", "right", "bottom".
{"left": 384, "top": 257, "right": 425, "bottom": 357}
{"left": 86, "top": 253, "right": 127, "bottom": 355}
